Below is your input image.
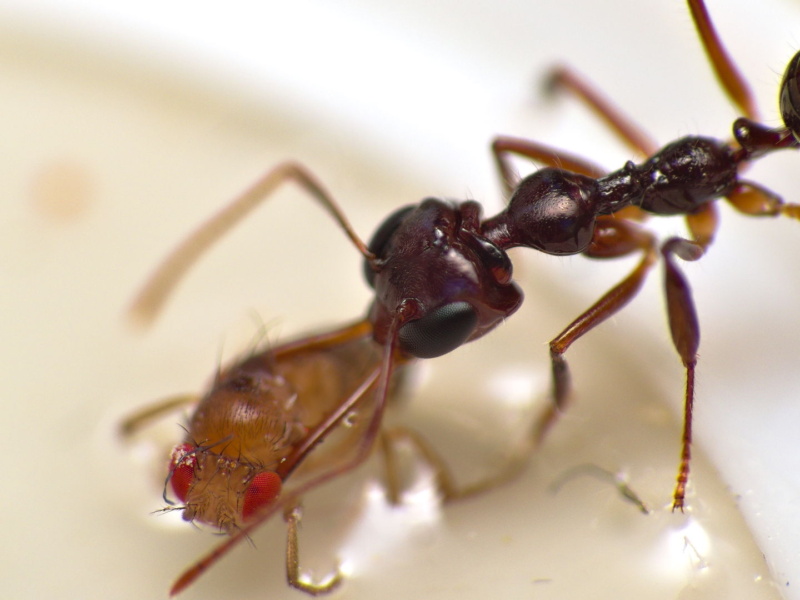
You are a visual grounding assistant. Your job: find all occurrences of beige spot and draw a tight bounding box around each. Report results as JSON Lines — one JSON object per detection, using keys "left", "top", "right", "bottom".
{"left": 30, "top": 161, "right": 93, "bottom": 221}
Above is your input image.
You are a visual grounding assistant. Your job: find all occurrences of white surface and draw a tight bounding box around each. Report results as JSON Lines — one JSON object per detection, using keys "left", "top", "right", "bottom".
{"left": 2, "top": 1, "right": 799, "bottom": 599}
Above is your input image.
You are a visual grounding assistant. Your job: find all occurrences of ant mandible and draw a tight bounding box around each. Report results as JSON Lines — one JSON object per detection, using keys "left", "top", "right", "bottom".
{"left": 129, "top": 0, "right": 800, "bottom": 594}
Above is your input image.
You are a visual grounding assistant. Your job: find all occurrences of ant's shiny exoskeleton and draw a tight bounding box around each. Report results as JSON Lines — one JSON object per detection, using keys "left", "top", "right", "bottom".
{"left": 128, "top": 0, "right": 800, "bottom": 595}
{"left": 366, "top": 0, "right": 800, "bottom": 514}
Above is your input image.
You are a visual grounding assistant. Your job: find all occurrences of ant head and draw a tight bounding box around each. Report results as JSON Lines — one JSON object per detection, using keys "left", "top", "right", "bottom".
{"left": 365, "top": 198, "right": 522, "bottom": 359}
{"left": 167, "top": 443, "right": 282, "bottom": 531}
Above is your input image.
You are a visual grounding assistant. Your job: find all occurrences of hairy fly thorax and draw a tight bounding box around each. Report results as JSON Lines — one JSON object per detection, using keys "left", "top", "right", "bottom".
{"left": 168, "top": 356, "right": 308, "bottom": 531}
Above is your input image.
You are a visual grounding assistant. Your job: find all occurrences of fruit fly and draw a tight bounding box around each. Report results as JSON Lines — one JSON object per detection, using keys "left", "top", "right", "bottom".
{"left": 123, "top": 318, "right": 399, "bottom": 595}
{"left": 127, "top": 0, "right": 800, "bottom": 595}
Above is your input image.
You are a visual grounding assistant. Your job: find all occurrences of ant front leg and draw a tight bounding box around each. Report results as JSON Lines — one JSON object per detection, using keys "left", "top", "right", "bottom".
{"left": 533, "top": 217, "right": 658, "bottom": 444}
{"left": 284, "top": 504, "right": 343, "bottom": 596}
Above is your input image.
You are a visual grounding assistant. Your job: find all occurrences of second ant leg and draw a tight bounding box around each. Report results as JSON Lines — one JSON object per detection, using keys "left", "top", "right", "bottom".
{"left": 491, "top": 137, "right": 648, "bottom": 222}
{"left": 492, "top": 136, "right": 607, "bottom": 195}
{"left": 534, "top": 218, "right": 658, "bottom": 444}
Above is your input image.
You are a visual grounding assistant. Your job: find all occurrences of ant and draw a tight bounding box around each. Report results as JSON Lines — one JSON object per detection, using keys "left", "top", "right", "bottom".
{"left": 126, "top": 0, "right": 800, "bottom": 595}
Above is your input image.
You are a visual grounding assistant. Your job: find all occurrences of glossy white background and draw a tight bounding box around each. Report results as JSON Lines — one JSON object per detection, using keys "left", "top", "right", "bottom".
{"left": 1, "top": 0, "right": 799, "bottom": 599}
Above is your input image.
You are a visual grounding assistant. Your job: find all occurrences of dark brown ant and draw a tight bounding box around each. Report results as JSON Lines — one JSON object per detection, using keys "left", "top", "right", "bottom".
{"left": 128, "top": 0, "right": 800, "bottom": 594}
{"left": 366, "top": 0, "right": 800, "bottom": 513}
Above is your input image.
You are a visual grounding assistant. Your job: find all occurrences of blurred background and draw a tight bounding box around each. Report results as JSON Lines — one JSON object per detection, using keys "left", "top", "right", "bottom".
{"left": 2, "top": 0, "right": 799, "bottom": 598}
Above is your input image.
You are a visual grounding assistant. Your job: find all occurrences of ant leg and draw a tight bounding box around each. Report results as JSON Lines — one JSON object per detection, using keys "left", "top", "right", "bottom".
{"left": 276, "top": 364, "right": 383, "bottom": 481}
{"left": 534, "top": 218, "right": 658, "bottom": 443}
{"left": 661, "top": 238, "right": 703, "bottom": 511}
{"left": 545, "top": 66, "right": 657, "bottom": 157}
{"left": 550, "top": 464, "right": 651, "bottom": 515}
{"left": 492, "top": 135, "right": 606, "bottom": 195}
{"left": 684, "top": 202, "right": 719, "bottom": 250}
{"left": 129, "top": 161, "right": 373, "bottom": 325}
{"left": 727, "top": 181, "right": 800, "bottom": 220}
{"left": 492, "top": 136, "right": 648, "bottom": 222}
{"left": 119, "top": 394, "right": 198, "bottom": 437}
{"left": 284, "top": 504, "right": 343, "bottom": 596}
{"left": 687, "top": 0, "right": 758, "bottom": 119}
{"left": 380, "top": 426, "right": 528, "bottom": 505}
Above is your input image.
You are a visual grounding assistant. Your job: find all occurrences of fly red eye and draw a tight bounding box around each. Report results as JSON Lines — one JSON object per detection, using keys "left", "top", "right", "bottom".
{"left": 169, "top": 443, "right": 197, "bottom": 503}
{"left": 241, "top": 471, "right": 282, "bottom": 521}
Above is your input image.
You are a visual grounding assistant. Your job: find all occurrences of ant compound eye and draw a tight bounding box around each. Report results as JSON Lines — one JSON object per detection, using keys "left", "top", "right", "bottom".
{"left": 398, "top": 301, "right": 478, "bottom": 358}
{"left": 363, "top": 205, "right": 416, "bottom": 287}
{"left": 241, "top": 471, "right": 282, "bottom": 521}
{"left": 169, "top": 443, "right": 197, "bottom": 503}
